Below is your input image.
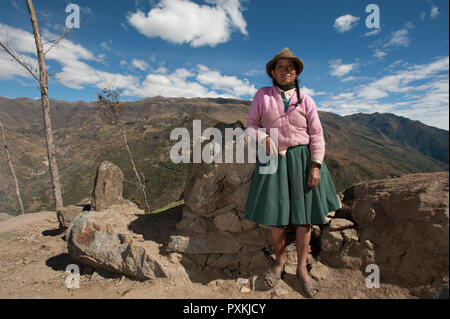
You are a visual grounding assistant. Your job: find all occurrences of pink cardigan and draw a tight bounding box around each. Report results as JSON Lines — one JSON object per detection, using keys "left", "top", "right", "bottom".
{"left": 246, "top": 85, "right": 326, "bottom": 163}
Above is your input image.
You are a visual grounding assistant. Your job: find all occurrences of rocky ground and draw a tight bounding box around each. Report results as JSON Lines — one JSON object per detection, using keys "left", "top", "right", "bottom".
{"left": 0, "top": 211, "right": 416, "bottom": 299}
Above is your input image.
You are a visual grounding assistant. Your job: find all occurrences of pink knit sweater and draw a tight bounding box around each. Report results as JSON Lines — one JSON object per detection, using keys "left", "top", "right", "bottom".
{"left": 246, "top": 85, "right": 326, "bottom": 163}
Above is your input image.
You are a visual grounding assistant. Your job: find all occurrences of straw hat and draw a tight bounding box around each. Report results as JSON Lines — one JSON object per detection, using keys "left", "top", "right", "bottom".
{"left": 266, "top": 47, "right": 304, "bottom": 79}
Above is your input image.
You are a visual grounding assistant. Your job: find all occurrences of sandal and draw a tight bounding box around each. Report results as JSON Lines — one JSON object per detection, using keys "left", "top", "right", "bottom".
{"left": 264, "top": 265, "right": 286, "bottom": 288}
{"left": 296, "top": 270, "right": 320, "bottom": 298}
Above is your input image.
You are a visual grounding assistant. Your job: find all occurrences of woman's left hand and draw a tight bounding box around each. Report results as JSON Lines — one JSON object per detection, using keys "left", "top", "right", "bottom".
{"left": 308, "top": 165, "right": 321, "bottom": 188}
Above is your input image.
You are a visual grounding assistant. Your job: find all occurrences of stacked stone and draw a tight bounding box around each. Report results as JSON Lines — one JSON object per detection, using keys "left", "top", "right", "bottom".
{"left": 166, "top": 129, "right": 276, "bottom": 275}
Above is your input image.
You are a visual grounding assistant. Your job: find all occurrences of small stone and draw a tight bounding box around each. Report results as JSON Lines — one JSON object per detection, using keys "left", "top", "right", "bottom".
{"left": 167, "top": 232, "right": 241, "bottom": 254}
{"left": 89, "top": 271, "right": 102, "bottom": 281}
{"left": 240, "top": 286, "right": 251, "bottom": 293}
{"left": 312, "top": 225, "right": 321, "bottom": 238}
{"left": 236, "top": 278, "right": 249, "bottom": 285}
{"left": 329, "top": 218, "right": 354, "bottom": 231}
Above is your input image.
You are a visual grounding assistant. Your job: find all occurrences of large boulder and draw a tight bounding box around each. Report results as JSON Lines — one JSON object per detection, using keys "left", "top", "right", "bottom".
{"left": 182, "top": 126, "right": 256, "bottom": 216}
{"left": 67, "top": 209, "right": 186, "bottom": 280}
{"left": 319, "top": 172, "right": 449, "bottom": 294}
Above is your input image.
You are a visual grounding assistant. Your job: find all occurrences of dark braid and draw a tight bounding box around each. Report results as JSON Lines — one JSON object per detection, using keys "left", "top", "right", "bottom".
{"left": 294, "top": 78, "right": 302, "bottom": 107}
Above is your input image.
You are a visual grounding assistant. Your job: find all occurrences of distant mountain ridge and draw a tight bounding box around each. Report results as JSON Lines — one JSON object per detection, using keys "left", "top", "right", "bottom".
{"left": 348, "top": 112, "right": 448, "bottom": 165}
{"left": 0, "top": 96, "right": 448, "bottom": 215}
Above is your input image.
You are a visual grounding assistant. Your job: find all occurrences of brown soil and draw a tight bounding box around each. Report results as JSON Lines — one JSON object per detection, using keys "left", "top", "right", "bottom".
{"left": 0, "top": 211, "right": 416, "bottom": 299}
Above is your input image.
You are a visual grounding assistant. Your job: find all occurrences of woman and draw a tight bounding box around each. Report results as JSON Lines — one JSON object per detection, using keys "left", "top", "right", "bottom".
{"left": 244, "top": 48, "right": 341, "bottom": 298}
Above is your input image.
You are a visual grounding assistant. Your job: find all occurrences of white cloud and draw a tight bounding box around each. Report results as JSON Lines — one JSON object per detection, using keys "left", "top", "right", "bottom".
{"left": 120, "top": 22, "right": 129, "bottom": 31}
{"left": 320, "top": 56, "right": 449, "bottom": 129}
{"left": 244, "top": 69, "right": 262, "bottom": 77}
{"left": 374, "top": 49, "right": 387, "bottom": 59}
{"left": 300, "top": 86, "right": 326, "bottom": 97}
{"left": 100, "top": 40, "right": 112, "bottom": 51}
{"left": 420, "top": 11, "right": 427, "bottom": 20}
{"left": 333, "top": 14, "right": 360, "bottom": 33}
{"left": 0, "top": 53, "right": 33, "bottom": 80}
{"left": 196, "top": 64, "right": 256, "bottom": 97}
{"left": 342, "top": 76, "right": 357, "bottom": 82}
{"left": 403, "top": 22, "right": 414, "bottom": 29}
{"left": 55, "top": 59, "right": 139, "bottom": 90}
{"left": 154, "top": 66, "right": 168, "bottom": 74}
{"left": 364, "top": 28, "right": 381, "bottom": 37}
{"left": 329, "top": 59, "right": 358, "bottom": 78}
{"left": 357, "top": 86, "right": 388, "bottom": 100}
{"left": 127, "top": 0, "right": 248, "bottom": 47}
{"left": 125, "top": 68, "right": 220, "bottom": 98}
{"left": 430, "top": 5, "right": 439, "bottom": 18}
{"left": 383, "top": 29, "right": 410, "bottom": 48}
{"left": 131, "top": 58, "right": 150, "bottom": 71}
{"left": 1, "top": 23, "right": 257, "bottom": 100}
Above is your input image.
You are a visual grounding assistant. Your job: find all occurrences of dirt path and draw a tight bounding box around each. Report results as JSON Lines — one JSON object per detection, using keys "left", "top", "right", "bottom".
{"left": 0, "top": 211, "right": 416, "bottom": 299}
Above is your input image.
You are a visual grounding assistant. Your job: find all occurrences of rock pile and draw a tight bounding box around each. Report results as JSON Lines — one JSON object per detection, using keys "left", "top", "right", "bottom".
{"left": 168, "top": 130, "right": 275, "bottom": 275}
{"left": 315, "top": 171, "right": 449, "bottom": 298}
{"left": 66, "top": 161, "right": 187, "bottom": 280}
{"left": 64, "top": 127, "right": 449, "bottom": 299}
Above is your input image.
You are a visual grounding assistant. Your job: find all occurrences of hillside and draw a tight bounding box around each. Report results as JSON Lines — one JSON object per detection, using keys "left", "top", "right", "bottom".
{"left": 0, "top": 96, "right": 448, "bottom": 215}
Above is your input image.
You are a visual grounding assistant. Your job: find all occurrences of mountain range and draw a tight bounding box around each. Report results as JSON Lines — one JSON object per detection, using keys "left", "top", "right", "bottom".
{"left": 0, "top": 96, "right": 448, "bottom": 215}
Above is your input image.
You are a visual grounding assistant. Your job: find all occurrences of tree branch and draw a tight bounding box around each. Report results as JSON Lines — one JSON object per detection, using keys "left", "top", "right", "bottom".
{"left": 44, "top": 27, "right": 68, "bottom": 56}
{"left": 0, "top": 41, "right": 40, "bottom": 83}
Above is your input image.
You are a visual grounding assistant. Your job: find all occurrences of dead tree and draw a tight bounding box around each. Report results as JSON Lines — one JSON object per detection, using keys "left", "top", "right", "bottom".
{"left": 0, "top": 117, "right": 25, "bottom": 215}
{"left": 96, "top": 88, "right": 151, "bottom": 213}
{"left": 0, "top": 0, "right": 64, "bottom": 210}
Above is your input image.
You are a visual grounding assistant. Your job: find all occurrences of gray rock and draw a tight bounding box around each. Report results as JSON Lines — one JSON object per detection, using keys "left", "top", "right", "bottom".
{"left": 167, "top": 232, "right": 242, "bottom": 254}
{"left": 182, "top": 134, "right": 256, "bottom": 217}
{"left": 176, "top": 215, "right": 208, "bottom": 234}
{"left": 320, "top": 229, "right": 343, "bottom": 252}
{"left": 67, "top": 209, "right": 167, "bottom": 280}
{"left": 342, "top": 228, "right": 359, "bottom": 244}
{"left": 91, "top": 161, "right": 124, "bottom": 211}
{"left": 57, "top": 205, "right": 83, "bottom": 228}
{"left": 213, "top": 212, "right": 243, "bottom": 233}
{"left": 343, "top": 172, "right": 449, "bottom": 287}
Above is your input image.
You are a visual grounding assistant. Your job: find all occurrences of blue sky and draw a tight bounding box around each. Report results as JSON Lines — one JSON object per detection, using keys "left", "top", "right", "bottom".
{"left": 0, "top": 0, "right": 448, "bottom": 129}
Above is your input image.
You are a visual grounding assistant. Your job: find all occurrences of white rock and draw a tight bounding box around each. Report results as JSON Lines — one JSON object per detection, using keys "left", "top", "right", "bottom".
{"left": 240, "top": 286, "right": 251, "bottom": 293}
{"left": 329, "top": 218, "right": 354, "bottom": 231}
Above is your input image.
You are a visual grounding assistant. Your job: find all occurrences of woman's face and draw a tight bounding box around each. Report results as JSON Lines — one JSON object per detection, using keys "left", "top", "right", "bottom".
{"left": 271, "top": 59, "right": 298, "bottom": 86}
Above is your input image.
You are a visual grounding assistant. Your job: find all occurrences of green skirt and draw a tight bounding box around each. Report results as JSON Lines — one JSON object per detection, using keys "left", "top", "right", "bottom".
{"left": 245, "top": 144, "right": 341, "bottom": 227}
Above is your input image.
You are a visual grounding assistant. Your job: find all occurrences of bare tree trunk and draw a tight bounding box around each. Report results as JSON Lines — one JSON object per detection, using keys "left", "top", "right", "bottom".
{"left": 119, "top": 122, "right": 150, "bottom": 213}
{"left": 26, "top": 0, "right": 63, "bottom": 209}
{"left": 0, "top": 118, "right": 25, "bottom": 215}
